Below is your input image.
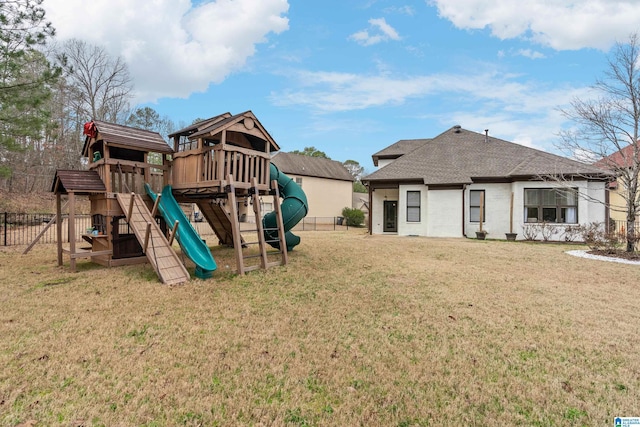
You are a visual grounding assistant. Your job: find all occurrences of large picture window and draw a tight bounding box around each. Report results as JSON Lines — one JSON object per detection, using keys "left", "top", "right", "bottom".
{"left": 524, "top": 188, "right": 578, "bottom": 223}
{"left": 406, "top": 191, "right": 421, "bottom": 222}
{"left": 469, "top": 190, "right": 485, "bottom": 222}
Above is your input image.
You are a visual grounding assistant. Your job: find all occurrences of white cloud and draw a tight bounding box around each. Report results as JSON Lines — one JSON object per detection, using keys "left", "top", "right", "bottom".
{"left": 270, "top": 67, "right": 594, "bottom": 152}
{"left": 429, "top": 0, "right": 640, "bottom": 50}
{"left": 349, "top": 17, "right": 401, "bottom": 46}
{"left": 517, "top": 49, "right": 545, "bottom": 59}
{"left": 272, "top": 68, "right": 587, "bottom": 114}
{"left": 383, "top": 5, "right": 416, "bottom": 16}
{"left": 43, "top": 0, "right": 289, "bottom": 103}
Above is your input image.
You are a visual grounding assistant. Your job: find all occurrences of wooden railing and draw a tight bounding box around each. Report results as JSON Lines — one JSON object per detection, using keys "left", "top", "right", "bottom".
{"left": 172, "top": 146, "right": 270, "bottom": 191}
{"left": 91, "top": 161, "right": 165, "bottom": 194}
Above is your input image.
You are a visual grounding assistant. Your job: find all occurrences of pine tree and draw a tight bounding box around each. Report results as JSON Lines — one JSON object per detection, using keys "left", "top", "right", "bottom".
{"left": 0, "top": 0, "right": 60, "bottom": 176}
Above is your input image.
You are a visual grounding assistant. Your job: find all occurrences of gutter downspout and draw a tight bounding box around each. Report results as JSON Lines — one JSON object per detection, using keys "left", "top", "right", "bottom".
{"left": 462, "top": 184, "right": 467, "bottom": 237}
{"left": 367, "top": 185, "right": 373, "bottom": 235}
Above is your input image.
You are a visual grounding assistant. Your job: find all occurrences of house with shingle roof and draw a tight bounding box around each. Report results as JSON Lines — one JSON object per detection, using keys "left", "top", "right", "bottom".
{"left": 593, "top": 144, "right": 639, "bottom": 226}
{"left": 271, "top": 152, "right": 354, "bottom": 220}
{"left": 363, "top": 126, "right": 609, "bottom": 240}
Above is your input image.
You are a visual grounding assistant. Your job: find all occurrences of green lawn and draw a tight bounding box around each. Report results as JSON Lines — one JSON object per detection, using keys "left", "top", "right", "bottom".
{"left": 1, "top": 231, "right": 639, "bottom": 426}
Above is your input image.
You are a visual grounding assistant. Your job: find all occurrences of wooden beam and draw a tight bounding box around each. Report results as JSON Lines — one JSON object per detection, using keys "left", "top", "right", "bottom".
{"left": 251, "top": 178, "right": 268, "bottom": 269}
{"left": 227, "top": 175, "right": 244, "bottom": 274}
{"left": 56, "top": 193, "right": 62, "bottom": 266}
{"left": 151, "top": 193, "right": 162, "bottom": 217}
{"left": 143, "top": 222, "right": 152, "bottom": 253}
{"left": 168, "top": 220, "right": 179, "bottom": 246}
{"left": 272, "top": 179, "right": 288, "bottom": 266}
{"left": 23, "top": 201, "right": 69, "bottom": 255}
{"left": 68, "top": 192, "right": 76, "bottom": 272}
{"left": 127, "top": 192, "right": 135, "bottom": 221}
{"left": 479, "top": 191, "right": 484, "bottom": 232}
{"left": 510, "top": 192, "right": 514, "bottom": 234}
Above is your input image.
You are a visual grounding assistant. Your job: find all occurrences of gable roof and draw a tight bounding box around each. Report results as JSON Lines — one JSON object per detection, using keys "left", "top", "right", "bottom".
{"left": 271, "top": 152, "right": 354, "bottom": 182}
{"left": 364, "top": 126, "right": 610, "bottom": 185}
{"left": 593, "top": 143, "right": 639, "bottom": 169}
{"left": 372, "top": 139, "right": 429, "bottom": 166}
{"left": 82, "top": 120, "right": 173, "bottom": 156}
{"left": 169, "top": 111, "right": 280, "bottom": 152}
{"left": 168, "top": 113, "right": 232, "bottom": 138}
{"left": 51, "top": 170, "right": 106, "bottom": 194}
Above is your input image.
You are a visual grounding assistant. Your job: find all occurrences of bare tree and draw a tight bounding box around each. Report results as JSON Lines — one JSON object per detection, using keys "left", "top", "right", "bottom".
{"left": 559, "top": 33, "right": 640, "bottom": 252}
{"left": 59, "top": 39, "right": 132, "bottom": 122}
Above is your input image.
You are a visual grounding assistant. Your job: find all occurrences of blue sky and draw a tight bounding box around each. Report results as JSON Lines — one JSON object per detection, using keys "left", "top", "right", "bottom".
{"left": 43, "top": 0, "right": 640, "bottom": 173}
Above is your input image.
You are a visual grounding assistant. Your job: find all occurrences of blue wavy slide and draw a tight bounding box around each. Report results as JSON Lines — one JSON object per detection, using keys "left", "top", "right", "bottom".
{"left": 145, "top": 184, "right": 217, "bottom": 279}
{"left": 263, "top": 163, "right": 309, "bottom": 251}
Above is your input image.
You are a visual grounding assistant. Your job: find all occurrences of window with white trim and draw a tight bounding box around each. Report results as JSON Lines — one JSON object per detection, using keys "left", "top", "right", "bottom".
{"left": 469, "top": 190, "right": 486, "bottom": 222}
{"left": 406, "top": 191, "right": 421, "bottom": 222}
{"left": 524, "top": 188, "right": 578, "bottom": 223}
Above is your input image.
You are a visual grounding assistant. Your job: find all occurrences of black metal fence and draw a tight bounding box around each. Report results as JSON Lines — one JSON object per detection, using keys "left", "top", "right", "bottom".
{"left": 608, "top": 219, "right": 640, "bottom": 241}
{"left": 1, "top": 213, "right": 356, "bottom": 247}
{"left": 1, "top": 212, "right": 92, "bottom": 246}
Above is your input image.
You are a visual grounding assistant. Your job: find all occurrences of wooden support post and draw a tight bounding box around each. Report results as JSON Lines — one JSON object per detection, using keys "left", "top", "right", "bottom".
{"left": 227, "top": 175, "right": 245, "bottom": 274}
{"left": 168, "top": 220, "right": 179, "bottom": 246}
{"left": 143, "top": 222, "right": 152, "bottom": 253}
{"left": 272, "top": 179, "right": 288, "bottom": 266}
{"left": 151, "top": 194, "right": 162, "bottom": 217}
{"left": 56, "top": 193, "right": 62, "bottom": 266}
{"left": 127, "top": 192, "right": 135, "bottom": 221}
{"left": 479, "top": 191, "right": 484, "bottom": 232}
{"left": 251, "top": 178, "right": 268, "bottom": 269}
{"left": 509, "top": 192, "right": 514, "bottom": 234}
{"left": 68, "top": 192, "right": 76, "bottom": 272}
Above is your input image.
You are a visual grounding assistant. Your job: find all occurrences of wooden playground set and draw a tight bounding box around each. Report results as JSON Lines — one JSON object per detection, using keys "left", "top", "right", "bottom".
{"left": 47, "top": 111, "right": 308, "bottom": 285}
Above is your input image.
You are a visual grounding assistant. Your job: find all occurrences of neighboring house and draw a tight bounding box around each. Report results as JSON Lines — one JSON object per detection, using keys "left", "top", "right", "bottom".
{"left": 271, "top": 152, "right": 354, "bottom": 219}
{"left": 362, "top": 126, "right": 609, "bottom": 240}
{"left": 593, "top": 144, "right": 638, "bottom": 226}
{"left": 352, "top": 192, "right": 370, "bottom": 222}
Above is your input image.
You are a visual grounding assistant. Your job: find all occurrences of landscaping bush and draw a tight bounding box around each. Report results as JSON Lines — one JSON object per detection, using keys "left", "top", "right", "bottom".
{"left": 578, "top": 222, "right": 622, "bottom": 252}
{"left": 341, "top": 207, "right": 364, "bottom": 227}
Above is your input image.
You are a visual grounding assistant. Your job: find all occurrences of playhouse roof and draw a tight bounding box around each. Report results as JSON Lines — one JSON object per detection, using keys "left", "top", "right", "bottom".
{"left": 271, "top": 152, "right": 354, "bottom": 181}
{"left": 82, "top": 121, "right": 173, "bottom": 157}
{"left": 51, "top": 170, "right": 106, "bottom": 195}
{"left": 168, "top": 111, "right": 280, "bottom": 152}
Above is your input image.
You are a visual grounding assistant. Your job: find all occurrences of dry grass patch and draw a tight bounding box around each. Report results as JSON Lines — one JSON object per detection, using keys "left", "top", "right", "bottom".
{"left": 1, "top": 231, "right": 640, "bottom": 426}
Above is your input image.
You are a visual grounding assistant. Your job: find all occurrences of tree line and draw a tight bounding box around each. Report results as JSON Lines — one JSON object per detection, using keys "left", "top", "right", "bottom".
{"left": 0, "top": 1, "right": 197, "bottom": 193}
{"left": 0, "top": 1, "right": 368, "bottom": 194}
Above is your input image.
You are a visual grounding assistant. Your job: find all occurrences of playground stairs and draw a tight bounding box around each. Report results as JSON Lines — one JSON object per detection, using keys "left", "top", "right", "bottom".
{"left": 116, "top": 192, "right": 190, "bottom": 285}
{"left": 226, "top": 177, "right": 288, "bottom": 275}
{"left": 195, "top": 199, "right": 239, "bottom": 247}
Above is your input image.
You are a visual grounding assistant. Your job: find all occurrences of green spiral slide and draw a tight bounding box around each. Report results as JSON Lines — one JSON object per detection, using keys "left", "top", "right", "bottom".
{"left": 263, "top": 163, "right": 309, "bottom": 251}
{"left": 145, "top": 183, "right": 217, "bottom": 279}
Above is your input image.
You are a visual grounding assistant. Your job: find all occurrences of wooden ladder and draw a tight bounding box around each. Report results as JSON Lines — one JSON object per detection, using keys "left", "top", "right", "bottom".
{"left": 115, "top": 193, "right": 190, "bottom": 285}
{"left": 227, "top": 176, "right": 288, "bottom": 274}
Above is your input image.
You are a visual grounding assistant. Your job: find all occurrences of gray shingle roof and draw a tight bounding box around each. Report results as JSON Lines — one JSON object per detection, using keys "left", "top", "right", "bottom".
{"left": 169, "top": 111, "right": 280, "bottom": 152}
{"left": 51, "top": 170, "right": 106, "bottom": 194}
{"left": 372, "top": 138, "right": 429, "bottom": 166}
{"left": 364, "top": 127, "right": 609, "bottom": 185}
{"left": 88, "top": 121, "right": 173, "bottom": 154}
{"left": 271, "top": 152, "right": 354, "bottom": 181}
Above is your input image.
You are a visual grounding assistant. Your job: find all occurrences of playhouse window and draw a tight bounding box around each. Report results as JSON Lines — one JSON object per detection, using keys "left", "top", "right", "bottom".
{"left": 469, "top": 190, "right": 486, "bottom": 222}
{"left": 524, "top": 188, "right": 577, "bottom": 223}
{"left": 406, "top": 191, "right": 421, "bottom": 222}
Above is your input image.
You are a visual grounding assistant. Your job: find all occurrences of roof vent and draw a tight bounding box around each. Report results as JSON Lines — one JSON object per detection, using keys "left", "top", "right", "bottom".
{"left": 453, "top": 125, "right": 462, "bottom": 133}
{"left": 484, "top": 129, "right": 489, "bottom": 143}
